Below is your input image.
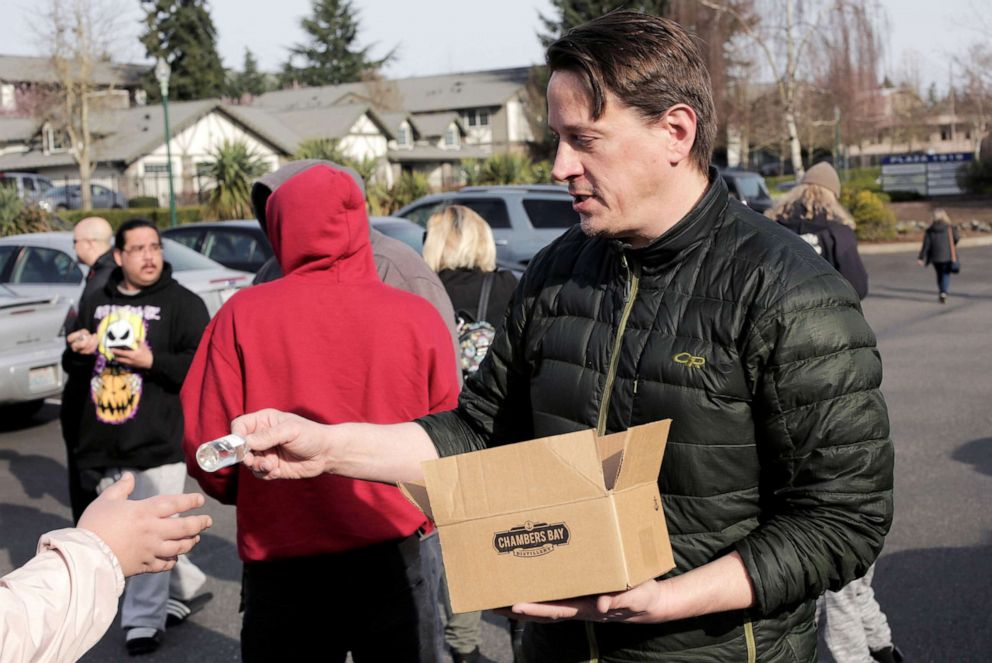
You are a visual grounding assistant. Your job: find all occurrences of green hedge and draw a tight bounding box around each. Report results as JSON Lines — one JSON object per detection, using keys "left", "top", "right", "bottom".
{"left": 59, "top": 206, "right": 207, "bottom": 229}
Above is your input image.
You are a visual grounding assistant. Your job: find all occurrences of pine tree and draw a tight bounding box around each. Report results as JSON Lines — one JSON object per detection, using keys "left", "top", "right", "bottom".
{"left": 538, "top": 1, "right": 670, "bottom": 47}
{"left": 227, "top": 48, "right": 269, "bottom": 101}
{"left": 141, "top": 0, "right": 226, "bottom": 101}
{"left": 281, "top": 0, "right": 394, "bottom": 87}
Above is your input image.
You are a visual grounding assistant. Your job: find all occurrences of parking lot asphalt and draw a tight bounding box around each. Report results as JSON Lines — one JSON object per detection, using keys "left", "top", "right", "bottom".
{"left": 2, "top": 245, "right": 990, "bottom": 662}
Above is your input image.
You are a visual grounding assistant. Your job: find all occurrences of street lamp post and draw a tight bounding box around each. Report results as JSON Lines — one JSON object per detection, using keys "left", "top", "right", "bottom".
{"left": 154, "top": 58, "right": 178, "bottom": 228}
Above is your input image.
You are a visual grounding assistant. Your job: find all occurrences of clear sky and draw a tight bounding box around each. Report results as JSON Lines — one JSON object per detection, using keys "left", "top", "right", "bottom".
{"left": 0, "top": 0, "right": 980, "bottom": 87}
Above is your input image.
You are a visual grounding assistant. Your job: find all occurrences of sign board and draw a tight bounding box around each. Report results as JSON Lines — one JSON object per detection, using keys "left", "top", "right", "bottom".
{"left": 881, "top": 152, "right": 973, "bottom": 196}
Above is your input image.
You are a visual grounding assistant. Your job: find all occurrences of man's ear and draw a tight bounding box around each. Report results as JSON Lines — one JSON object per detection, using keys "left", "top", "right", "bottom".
{"left": 113, "top": 249, "right": 123, "bottom": 267}
{"left": 658, "top": 104, "right": 698, "bottom": 166}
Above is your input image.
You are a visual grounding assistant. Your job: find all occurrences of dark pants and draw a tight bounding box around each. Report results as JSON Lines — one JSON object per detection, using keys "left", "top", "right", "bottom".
{"left": 59, "top": 380, "right": 97, "bottom": 523}
{"left": 933, "top": 261, "right": 953, "bottom": 295}
{"left": 241, "top": 534, "right": 438, "bottom": 663}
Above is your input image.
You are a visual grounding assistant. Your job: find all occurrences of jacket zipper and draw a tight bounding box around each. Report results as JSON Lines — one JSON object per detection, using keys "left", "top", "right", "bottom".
{"left": 586, "top": 252, "right": 640, "bottom": 663}
{"left": 595, "top": 252, "right": 640, "bottom": 436}
{"left": 744, "top": 618, "right": 756, "bottom": 663}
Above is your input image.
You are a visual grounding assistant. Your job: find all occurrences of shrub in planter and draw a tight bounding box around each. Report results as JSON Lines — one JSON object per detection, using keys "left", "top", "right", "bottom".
{"left": 846, "top": 189, "right": 897, "bottom": 241}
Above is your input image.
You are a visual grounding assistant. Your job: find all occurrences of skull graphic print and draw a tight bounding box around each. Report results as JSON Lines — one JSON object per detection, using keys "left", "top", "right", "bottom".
{"left": 91, "top": 307, "right": 148, "bottom": 424}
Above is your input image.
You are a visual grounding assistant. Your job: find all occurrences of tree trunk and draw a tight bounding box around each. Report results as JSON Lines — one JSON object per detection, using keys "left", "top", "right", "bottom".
{"left": 79, "top": 88, "right": 92, "bottom": 210}
{"left": 786, "top": 109, "right": 804, "bottom": 180}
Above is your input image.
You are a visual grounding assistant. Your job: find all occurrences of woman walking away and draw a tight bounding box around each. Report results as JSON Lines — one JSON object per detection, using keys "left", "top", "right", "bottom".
{"left": 918, "top": 209, "right": 960, "bottom": 303}
{"left": 767, "top": 161, "right": 869, "bottom": 299}
{"left": 422, "top": 204, "right": 519, "bottom": 663}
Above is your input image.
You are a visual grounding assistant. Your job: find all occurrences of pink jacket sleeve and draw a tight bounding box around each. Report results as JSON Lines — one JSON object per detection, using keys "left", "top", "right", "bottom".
{"left": 0, "top": 528, "right": 124, "bottom": 663}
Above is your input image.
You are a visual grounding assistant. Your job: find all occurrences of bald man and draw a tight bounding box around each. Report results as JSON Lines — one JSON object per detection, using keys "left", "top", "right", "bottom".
{"left": 61, "top": 216, "right": 116, "bottom": 522}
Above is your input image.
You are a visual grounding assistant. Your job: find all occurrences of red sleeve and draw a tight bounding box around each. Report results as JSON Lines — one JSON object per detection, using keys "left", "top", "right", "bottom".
{"left": 180, "top": 308, "right": 244, "bottom": 505}
{"left": 426, "top": 307, "right": 460, "bottom": 415}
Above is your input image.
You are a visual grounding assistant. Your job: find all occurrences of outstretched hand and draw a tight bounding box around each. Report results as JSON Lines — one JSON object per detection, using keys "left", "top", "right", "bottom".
{"left": 78, "top": 473, "right": 212, "bottom": 577}
{"left": 234, "top": 409, "right": 330, "bottom": 480}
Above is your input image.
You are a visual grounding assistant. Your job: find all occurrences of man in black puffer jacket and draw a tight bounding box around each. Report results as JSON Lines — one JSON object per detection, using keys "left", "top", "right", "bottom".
{"left": 235, "top": 12, "right": 893, "bottom": 663}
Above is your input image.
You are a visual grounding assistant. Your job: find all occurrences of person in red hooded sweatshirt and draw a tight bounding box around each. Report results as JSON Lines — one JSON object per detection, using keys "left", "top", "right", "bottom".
{"left": 180, "top": 163, "right": 459, "bottom": 662}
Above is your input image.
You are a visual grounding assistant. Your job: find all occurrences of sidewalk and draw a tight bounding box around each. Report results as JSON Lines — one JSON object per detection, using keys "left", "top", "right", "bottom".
{"left": 860, "top": 235, "right": 992, "bottom": 254}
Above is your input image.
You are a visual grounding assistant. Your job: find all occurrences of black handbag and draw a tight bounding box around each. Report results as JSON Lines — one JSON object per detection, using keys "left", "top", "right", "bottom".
{"left": 947, "top": 226, "right": 960, "bottom": 274}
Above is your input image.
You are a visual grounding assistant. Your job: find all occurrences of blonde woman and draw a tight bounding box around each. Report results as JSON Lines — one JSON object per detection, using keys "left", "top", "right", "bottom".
{"left": 767, "top": 162, "right": 868, "bottom": 299}
{"left": 917, "top": 209, "right": 960, "bottom": 303}
{"left": 422, "top": 205, "right": 518, "bottom": 347}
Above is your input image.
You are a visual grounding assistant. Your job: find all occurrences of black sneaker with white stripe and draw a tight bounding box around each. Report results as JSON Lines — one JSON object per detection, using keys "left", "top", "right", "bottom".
{"left": 166, "top": 592, "right": 213, "bottom": 627}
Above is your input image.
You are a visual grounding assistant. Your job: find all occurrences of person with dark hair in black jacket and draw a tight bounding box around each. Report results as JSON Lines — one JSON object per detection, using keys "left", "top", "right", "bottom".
{"left": 232, "top": 13, "right": 892, "bottom": 663}
{"left": 918, "top": 208, "right": 960, "bottom": 303}
{"left": 63, "top": 218, "right": 211, "bottom": 656}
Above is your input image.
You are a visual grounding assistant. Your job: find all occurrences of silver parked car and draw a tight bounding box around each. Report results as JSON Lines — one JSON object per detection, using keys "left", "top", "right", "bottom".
{"left": 0, "top": 286, "right": 72, "bottom": 418}
{"left": 39, "top": 184, "right": 128, "bottom": 211}
{"left": 0, "top": 232, "right": 252, "bottom": 317}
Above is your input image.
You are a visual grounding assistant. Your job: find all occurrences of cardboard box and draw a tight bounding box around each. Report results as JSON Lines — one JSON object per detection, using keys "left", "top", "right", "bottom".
{"left": 400, "top": 420, "right": 675, "bottom": 613}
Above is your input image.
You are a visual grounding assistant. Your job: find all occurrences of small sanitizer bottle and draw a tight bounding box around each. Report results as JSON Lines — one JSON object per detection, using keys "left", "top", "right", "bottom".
{"left": 196, "top": 434, "right": 247, "bottom": 472}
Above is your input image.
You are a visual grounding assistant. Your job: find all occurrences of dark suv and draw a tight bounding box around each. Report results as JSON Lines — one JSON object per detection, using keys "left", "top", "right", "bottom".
{"left": 396, "top": 184, "right": 578, "bottom": 266}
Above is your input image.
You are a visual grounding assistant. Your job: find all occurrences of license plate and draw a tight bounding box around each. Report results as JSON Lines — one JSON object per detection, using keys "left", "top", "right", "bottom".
{"left": 29, "top": 365, "right": 57, "bottom": 391}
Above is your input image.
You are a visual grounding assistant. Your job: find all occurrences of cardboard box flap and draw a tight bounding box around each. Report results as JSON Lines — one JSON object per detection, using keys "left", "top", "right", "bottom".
{"left": 397, "top": 479, "right": 434, "bottom": 522}
{"left": 613, "top": 420, "right": 672, "bottom": 491}
{"left": 422, "top": 429, "right": 607, "bottom": 525}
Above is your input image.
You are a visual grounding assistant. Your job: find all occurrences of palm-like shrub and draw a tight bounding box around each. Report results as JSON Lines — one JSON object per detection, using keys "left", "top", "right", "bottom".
{"left": 0, "top": 187, "right": 24, "bottom": 235}
{"left": 202, "top": 140, "right": 270, "bottom": 220}
{"left": 293, "top": 137, "right": 349, "bottom": 163}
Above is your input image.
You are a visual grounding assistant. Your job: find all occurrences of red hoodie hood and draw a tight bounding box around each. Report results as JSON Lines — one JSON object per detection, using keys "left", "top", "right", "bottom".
{"left": 264, "top": 164, "right": 376, "bottom": 280}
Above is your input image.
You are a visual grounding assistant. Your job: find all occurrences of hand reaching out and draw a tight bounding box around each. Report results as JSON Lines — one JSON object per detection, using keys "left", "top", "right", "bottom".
{"left": 77, "top": 473, "right": 212, "bottom": 577}
{"left": 234, "top": 409, "right": 331, "bottom": 480}
{"left": 112, "top": 341, "right": 153, "bottom": 370}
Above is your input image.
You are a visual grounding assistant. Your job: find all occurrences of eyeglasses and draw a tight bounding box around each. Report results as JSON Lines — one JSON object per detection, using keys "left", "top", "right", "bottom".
{"left": 122, "top": 243, "right": 163, "bottom": 256}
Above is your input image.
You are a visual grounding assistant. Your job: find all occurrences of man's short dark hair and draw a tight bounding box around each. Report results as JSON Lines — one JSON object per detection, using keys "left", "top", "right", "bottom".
{"left": 115, "top": 218, "right": 160, "bottom": 250}
{"left": 546, "top": 10, "right": 717, "bottom": 173}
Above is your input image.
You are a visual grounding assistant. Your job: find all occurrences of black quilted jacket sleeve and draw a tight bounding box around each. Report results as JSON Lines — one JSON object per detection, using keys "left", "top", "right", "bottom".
{"left": 734, "top": 267, "right": 894, "bottom": 613}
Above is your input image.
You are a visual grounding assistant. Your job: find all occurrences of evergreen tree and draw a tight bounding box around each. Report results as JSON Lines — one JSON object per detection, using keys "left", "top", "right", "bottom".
{"left": 281, "top": 0, "right": 394, "bottom": 87}
{"left": 227, "top": 48, "right": 270, "bottom": 101}
{"left": 141, "top": 0, "right": 226, "bottom": 101}
{"left": 538, "top": 1, "right": 670, "bottom": 47}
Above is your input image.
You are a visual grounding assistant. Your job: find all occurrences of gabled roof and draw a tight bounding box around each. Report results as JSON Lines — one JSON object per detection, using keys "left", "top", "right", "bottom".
{"left": 378, "top": 111, "right": 421, "bottom": 141}
{"left": 410, "top": 112, "right": 465, "bottom": 139}
{"left": 0, "top": 54, "right": 146, "bottom": 87}
{"left": 270, "top": 104, "right": 395, "bottom": 146}
{"left": 253, "top": 67, "right": 531, "bottom": 114}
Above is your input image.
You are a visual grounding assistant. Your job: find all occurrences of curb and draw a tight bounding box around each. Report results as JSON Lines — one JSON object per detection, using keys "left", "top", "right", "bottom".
{"left": 860, "top": 236, "right": 992, "bottom": 255}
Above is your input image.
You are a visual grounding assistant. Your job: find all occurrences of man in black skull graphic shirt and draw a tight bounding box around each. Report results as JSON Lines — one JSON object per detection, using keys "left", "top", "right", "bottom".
{"left": 63, "top": 218, "right": 211, "bottom": 656}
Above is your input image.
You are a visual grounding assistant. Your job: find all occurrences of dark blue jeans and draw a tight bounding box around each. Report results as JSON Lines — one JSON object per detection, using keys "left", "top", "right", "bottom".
{"left": 241, "top": 533, "right": 439, "bottom": 662}
{"left": 933, "top": 262, "right": 953, "bottom": 295}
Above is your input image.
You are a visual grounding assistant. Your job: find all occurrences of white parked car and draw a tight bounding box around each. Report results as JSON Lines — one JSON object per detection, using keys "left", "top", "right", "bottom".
{"left": 0, "top": 286, "right": 72, "bottom": 418}
{"left": 0, "top": 232, "right": 252, "bottom": 317}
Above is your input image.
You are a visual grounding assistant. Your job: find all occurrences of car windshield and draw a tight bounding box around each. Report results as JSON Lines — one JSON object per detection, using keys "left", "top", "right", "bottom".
{"left": 162, "top": 238, "right": 225, "bottom": 271}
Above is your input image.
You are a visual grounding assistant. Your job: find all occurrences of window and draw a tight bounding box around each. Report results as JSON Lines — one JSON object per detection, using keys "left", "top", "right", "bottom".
{"left": 91, "top": 184, "right": 111, "bottom": 196}
{"left": 163, "top": 229, "right": 203, "bottom": 250}
{"left": 478, "top": 110, "right": 490, "bottom": 127}
{"left": 11, "top": 247, "right": 83, "bottom": 284}
{"left": 0, "top": 245, "right": 17, "bottom": 276}
{"left": 204, "top": 230, "right": 271, "bottom": 270}
{"left": 400, "top": 203, "right": 444, "bottom": 227}
{"left": 523, "top": 200, "right": 580, "bottom": 229}
{"left": 939, "top": 125, "right": 952, "bottom": 141}
{"left": 145, "top": 162, "right": 172, "bottom": 174}
{"left": 462, "top": 199, "right": 511, "bottom": 229}
{"left": 23, "top": 178, "right": 35, "bottom": 192}
{"left": 462, "top": 110, "right": 477, "bottom": 127}
{"left": 0, "top": 83, "right": 14, "bottom": 110}
{"left": 398, "top": 124, "right": 412, "bottom": 147}
{"left": 444, "top": 127, "right": 458, "bottom": 147}
{"left": 43, "top": 125, "right": 68, "bottom": 154}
